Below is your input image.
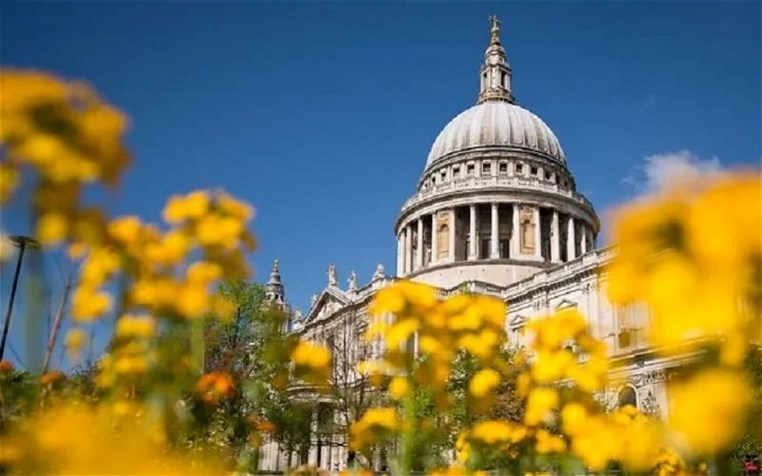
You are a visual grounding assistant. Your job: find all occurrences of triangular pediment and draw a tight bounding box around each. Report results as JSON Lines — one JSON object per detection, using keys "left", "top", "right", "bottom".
{"left": 304, "top": 287, "right": 349, "bottom": 324}
{"left": 555, "top": 299, "right": 577, "bottom": 310}
{"left": 509, "top": 314, "right": 527, "bottom": 327}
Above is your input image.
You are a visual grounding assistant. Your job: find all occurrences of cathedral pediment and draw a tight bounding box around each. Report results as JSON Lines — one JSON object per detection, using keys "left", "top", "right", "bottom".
{"left": 555, "top": 299, "right": 577, "bottom": 310}
{"left": 304, "top": 287, "right": 349, "bottom": 324}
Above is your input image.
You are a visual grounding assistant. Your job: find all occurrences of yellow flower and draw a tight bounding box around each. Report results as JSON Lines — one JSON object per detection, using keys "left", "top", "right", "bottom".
{"left": 349, "top": 407, "right": 399, "bottom": 452}
{"left": 186, "top": 261, "right": 223, "bottom": 283}
{"left": 37, "top": 213, "right": 68, "bottom": 246}
{"left": 535, "top": 429, "right": 566, "bottom": 453}
{"left": 470, "top": 420, "right": 515, "bottom": 445}
{"left": 108, "top": 215, "right": 142, "bottom": 244}
{"left": 146, "top": 230, "right": 189, "bottom": 265}
{"left": 80, "top": 247, "right": 121, "bottom": 286}
{"left": 668, "top": 368, "right": 751, "bottom": 455}
{"left": 531, "top": 349, "right": 574, "bottom": 383}
{"left": 217, "top": 192, "right": 255, "bottom": 221}
{"left": 524, "top": 387, "right": 558, "bottom": 426}
{"left": 0, "top": 163, "right": 19, "bottom": 204}
{"left": 71, "top": 286, "right": 112, "bottom": 322}
{"left": 64, "top": 329, "right": 87, "bottom": 362}
{"left": 115, "top": 315, "right": 155, "bottom": 339}
{"left": 162, "top": 191, "right": 210, "bottom": 223}
{"left": 291, "top": 341, "right": 331, "bottom": 371}
{"left": 370, "top": 280, "right": 437, "bottom": 316}
{"left": 385, "top": 318, "right": 418, "bottom": 349}
{"left": 175, "top": 283, "right": 210, "bottom": 318}
{"left": 560, "top": 402, "right": 588, "bottom": 436}
{"left": 468, "top": 368, "right": 500, "bottom": 398}
{"left": 687, "top": 174, "right": 761, "bottom": 268}
{"left": 388, "top": 377, "right": 410, "bottom": 400}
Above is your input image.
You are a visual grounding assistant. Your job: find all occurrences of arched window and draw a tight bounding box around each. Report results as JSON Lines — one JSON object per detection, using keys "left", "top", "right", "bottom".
{"left": 617, "top": 386, "right": 638, "bottom": 409}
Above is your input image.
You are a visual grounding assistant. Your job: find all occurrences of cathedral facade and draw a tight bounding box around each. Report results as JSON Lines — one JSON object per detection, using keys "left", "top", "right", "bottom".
{"left": 259, "top": 18, "right": 672, "bottom": 472}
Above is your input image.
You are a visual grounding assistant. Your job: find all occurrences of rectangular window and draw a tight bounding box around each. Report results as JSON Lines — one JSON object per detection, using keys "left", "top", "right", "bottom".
{"left": 499, "top": 162, "right": 508, "bottom": 173}
{"left": 467, "top": 164, "right": 475, "bottom": 175}
{"left": 440, "top": 171, "right": 446, "bottom": 181}
{"left": 482, "top": 162, "right": 491, "bottom": 174}
{"left": 545, "top": 170, "right": 552, "bottom": 180}
{"left": 480, "top": 239, "right": 490, "bottom": 259}
{"left": 453, "top": 166, "right": 460, "bottom": 177}
{"left": 531, "top": 166, "right": 538, "bottom": 176}
{"left": 499, "top": 239, "right": 510, "bottom": 258}
{"left": 515, "top": 163, "right": 523, "bottom": 173}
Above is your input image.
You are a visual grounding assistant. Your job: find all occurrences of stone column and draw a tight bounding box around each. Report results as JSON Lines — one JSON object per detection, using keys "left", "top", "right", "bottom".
{"left": 581, "top": 223, "right": 588, "bottom": 254}
{"left": 567, "top": 215, "right": 576, "bottom": 261}
{"left": 550, "top": 210, "right": 560, "bottom": 262}
{"left": 468, "top": 204, "right": 477, "bottom": 260}
{"left": 449, "top": 208, "right": 456, "bottom": 261}
{"left": 308, "top": 409, "right": 318, "bottom": 464}
{"left": 416, "top": 217, "right": 424, "bottom": 269}
{"left": 430, "top": 213, "right": 438, "bottom": 264}
{"left": 396, "top": 232, "right": 403, "bottom": 276}
{"left": 404, "top": 224, "right": 413, "bottom": 273}
{"left": 490, "top": 203, "right": 499, "bottom": 258}
{"left": 533, "top": 207, "right": 542, "bottom": 259}
{"left": 511, "top": 204, "right": 520, "bottom": 258}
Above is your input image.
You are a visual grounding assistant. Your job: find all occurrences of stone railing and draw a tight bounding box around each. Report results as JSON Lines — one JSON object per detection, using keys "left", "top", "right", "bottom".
{"left": 401, "top": 175, "right": 593, "bottom": 211}
{"left": 505, "top": 246, "right": 616, "bottom": 296}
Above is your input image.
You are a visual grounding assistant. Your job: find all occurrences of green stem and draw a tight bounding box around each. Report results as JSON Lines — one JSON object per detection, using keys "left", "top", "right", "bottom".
{"left": 191, "top": 318, "right": 205, "bottom": 375}
{"left": 401, "top": 387, "right": 416, "bottom": 475}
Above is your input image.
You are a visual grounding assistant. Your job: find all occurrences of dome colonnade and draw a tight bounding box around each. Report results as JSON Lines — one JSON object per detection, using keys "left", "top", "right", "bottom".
{"left": 394, "top": 16, "right": 598, "bottom": 289}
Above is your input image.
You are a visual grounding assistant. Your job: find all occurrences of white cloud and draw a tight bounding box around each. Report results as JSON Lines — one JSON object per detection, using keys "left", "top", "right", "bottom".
{"left": 622, "top": 150, "right": 723, "bottom": 196}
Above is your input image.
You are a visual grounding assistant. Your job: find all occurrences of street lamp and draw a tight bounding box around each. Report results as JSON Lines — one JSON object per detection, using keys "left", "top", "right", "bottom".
{"left": 0, "top": 235, "right": 41, "bottom": 361}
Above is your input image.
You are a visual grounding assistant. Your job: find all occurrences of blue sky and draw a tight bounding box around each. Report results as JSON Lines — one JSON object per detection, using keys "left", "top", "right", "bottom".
{"left": 1, "top": 2, "right": 760, "bottom": 369}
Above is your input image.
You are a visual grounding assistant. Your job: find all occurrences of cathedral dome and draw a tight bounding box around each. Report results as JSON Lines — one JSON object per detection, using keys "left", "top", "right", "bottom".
{"left": 426, "top": 101, "right": 566, "bottom": 167}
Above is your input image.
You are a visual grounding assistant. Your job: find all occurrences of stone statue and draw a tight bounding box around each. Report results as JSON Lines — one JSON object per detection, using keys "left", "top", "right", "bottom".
{"left": 348, "top": 270, "right": 358, "bottom": 291}
{"left": 372, "top": 263, "right": 384, "bottom": 281}
{"left": 328, "top": 264, "right": 338, "bottom": 287}
{"left": 311, "top": 294, "right": 318, "bottom": 307}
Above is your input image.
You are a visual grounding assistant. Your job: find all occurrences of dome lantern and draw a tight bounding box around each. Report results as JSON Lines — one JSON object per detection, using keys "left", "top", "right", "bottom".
{"left": 477, "top": 15, "right": 514, "bottom": 105}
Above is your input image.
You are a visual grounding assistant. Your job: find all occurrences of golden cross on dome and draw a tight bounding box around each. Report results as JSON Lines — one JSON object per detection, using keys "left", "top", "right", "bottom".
{"left": 489, "top": 14, "right": 501, "bottom": 44}
{"left": 489, "top": 14, "right": 501, "bottom": 30}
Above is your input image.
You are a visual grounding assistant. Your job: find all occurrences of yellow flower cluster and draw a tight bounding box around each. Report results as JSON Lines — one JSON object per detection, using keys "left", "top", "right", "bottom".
{"left": 291, "top": 340, "right": 332, "bottom": 386}
{"left": 0, "top": 69, "right": 130, "bottom": 251}
{"left": 608, "top": 172, "right": 760, "bottom": 458}
{"left": 0, "top": 404, "right": 222, "bottom": 474}
{"left": 562, "top": 403, "right": 661, "bottom": 471}
{"left": 348, "top": 407, "right": 399, "bottom": 453}
{"left": 521, "top": 309, "right": 609, "bottom": 395}
{"left": 366, "top": 281, "right": 506, "bottom": 395}
{"left": 667, "top": 368, "right": 752, "bottom": 455}
{"left": 65, "top": 191, "right": 253, "bottom": 386}
{"left": 608, "top": 173, "right": 761, "bottom": 362}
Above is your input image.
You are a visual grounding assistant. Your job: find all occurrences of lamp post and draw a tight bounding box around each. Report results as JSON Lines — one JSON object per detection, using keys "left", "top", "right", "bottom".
{"left": 0, "top": 235, "right": 41, "bottom": 361}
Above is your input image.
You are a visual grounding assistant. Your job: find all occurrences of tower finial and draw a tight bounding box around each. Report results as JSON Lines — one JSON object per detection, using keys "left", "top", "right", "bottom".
{"left": 266, "top": 259, "right": 286, "bottom": 308}
{"left": 268, "top": 259, "right": 281, "bottom": 284}
{"left": 477, "top": 15, "right": 514, "bottom": 104}
{"left": 489, "top": 14, "right": 501, "bottom": 45}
